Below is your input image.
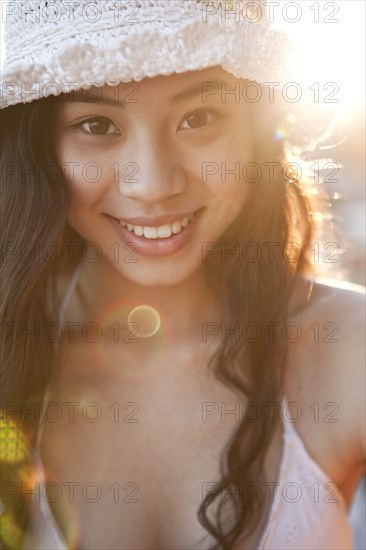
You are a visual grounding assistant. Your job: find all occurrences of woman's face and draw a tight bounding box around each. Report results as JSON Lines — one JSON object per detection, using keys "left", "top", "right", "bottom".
{"left": 56, "top": 66, "right": 254, "bottom": 287}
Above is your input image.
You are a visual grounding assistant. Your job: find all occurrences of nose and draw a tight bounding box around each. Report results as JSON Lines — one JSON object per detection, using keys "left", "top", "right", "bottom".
{"left": 116, "top": 134, "right": 187, "bottom": 204}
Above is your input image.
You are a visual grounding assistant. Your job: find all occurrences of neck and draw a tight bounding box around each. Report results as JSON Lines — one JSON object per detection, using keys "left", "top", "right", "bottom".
{"left": 75, "top": 256, "right": 222, "bottom": 350}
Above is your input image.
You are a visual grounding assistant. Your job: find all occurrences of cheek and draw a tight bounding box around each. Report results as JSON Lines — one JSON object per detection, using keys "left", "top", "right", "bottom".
{"left": 193, "top": 132, "right": 253, "bottom": 217}
{"left": 58, "top": 142, "right": 113, "bottom": 215}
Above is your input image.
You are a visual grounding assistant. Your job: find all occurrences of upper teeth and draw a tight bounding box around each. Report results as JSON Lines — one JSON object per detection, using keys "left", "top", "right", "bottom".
{"left": 120, "top": 213, "right": 195, "bottom": 239}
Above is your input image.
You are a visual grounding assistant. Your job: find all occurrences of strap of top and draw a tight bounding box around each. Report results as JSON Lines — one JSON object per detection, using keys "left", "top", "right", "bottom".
{"left": 34, "top": 264, "right": 83, "bottom": 456}
{"left": 281, "top": 394, "right": 299, "bottom": 438}
{"left": 57, "top": 263, "right": 83, "bottom": 326}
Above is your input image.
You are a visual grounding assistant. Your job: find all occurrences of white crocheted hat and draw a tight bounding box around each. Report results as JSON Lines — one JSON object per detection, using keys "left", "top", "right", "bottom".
{"left": 0, "top": 0, "right": 294, "bottom": 110}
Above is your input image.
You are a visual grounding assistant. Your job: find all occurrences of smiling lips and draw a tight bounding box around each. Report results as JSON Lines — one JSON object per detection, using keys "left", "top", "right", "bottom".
{"left": 109, "top": 209, "right": 201, "bottom": 257}
{"left": 119, "top": 213, "right": 195, "bottom": 240}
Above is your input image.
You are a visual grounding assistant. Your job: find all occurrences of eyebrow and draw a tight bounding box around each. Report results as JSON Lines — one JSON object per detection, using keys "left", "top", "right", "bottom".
{"left": 62, "top": 90, "right": 123, "bottom": 107}
{"left": 170, "top": 80, "right": 231, "bottom": 102}
{"left": 62, "top": 80, "right": 231, "bottom": 106}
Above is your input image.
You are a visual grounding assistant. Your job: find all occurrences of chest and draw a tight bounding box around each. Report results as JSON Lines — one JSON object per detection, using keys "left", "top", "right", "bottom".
{"left": 40, "top": 342, "right": 284, "bottom": 549}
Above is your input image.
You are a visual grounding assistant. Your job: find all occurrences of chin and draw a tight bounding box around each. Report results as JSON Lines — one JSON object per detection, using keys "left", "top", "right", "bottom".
{"left": 110, "top": 258, "right": 202, "bottom": 289}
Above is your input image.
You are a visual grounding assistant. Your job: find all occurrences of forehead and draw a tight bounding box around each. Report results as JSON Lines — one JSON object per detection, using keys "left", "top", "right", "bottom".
{"left": 70, "top": 66, "right": 243, "bottom": 103}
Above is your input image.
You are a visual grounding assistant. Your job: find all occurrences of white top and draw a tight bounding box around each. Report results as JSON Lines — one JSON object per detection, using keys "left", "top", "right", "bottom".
{"left": 22, "top": 266, "right": 353, "bottom": 549}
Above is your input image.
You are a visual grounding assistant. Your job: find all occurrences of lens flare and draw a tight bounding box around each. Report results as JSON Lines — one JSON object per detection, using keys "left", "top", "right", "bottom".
{"left": 94, "top": 299, "right": 169, "bottom": 380}
{"left": 127, "top": 305, "right": 161, "bottom": 338}
{"left": 275, "top": 127, "right": 286, "bottom": 141}
{"left": 0, "top": 415, "right": 28, "bottom": 463}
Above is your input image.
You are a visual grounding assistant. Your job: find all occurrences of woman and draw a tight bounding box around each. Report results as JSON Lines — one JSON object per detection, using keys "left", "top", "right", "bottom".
{"left": 0, "top": 1, "right": 364, "bottom": 549}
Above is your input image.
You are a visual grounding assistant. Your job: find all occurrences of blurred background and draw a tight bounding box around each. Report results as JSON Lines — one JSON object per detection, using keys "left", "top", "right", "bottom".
{"left": 273, "top": 1, "right": 365, "bottom": 547}
{"left": 271, "top": 0, "right": 365, "bottom": 286}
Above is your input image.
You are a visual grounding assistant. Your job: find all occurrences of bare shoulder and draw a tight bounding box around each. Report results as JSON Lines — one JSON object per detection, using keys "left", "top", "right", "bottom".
{"left": 306, "top": 276, "right": 365, "bottom": 313}
{"left": 290, "top": 274, "right": 365, "bottom": 351}
{"left": 287, "top": 277, "right": 366, "bottom": 471}
{"left": 294, "top": 276, "right": 365, "bottom": 359}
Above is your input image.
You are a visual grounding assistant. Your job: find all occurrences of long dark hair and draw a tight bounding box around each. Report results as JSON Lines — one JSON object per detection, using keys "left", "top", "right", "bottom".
{"left": 1, "top": 99, "right": 72, "bottom": 548}
{"left": 197, "top": 117, "right": 314, "bottom": 546}
{"left": 0, "top": 92, "right": 315, "bottom": 549}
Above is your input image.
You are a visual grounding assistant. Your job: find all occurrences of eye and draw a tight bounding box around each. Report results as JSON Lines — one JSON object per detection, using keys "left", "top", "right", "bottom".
{"left": 73, "top": 116, "right": 121, "bottom": 136}
{"left": 178, "top": 109, "right": 222, "bottom": 131}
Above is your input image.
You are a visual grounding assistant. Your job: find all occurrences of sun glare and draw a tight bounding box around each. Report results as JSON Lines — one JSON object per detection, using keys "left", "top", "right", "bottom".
{"left": 271, "top": 0, "right": 365, "bottom": 120}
